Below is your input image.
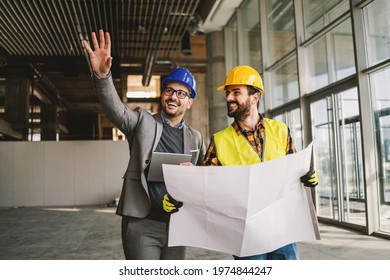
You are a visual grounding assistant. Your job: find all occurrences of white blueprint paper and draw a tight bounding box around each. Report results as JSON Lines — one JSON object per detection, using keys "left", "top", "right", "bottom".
{"left": 162, "top": 143, "right": 319, "bottom": 257}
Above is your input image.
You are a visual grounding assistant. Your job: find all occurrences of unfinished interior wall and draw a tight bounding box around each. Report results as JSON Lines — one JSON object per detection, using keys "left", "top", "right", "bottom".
{"left": 0, "top": 140, "right": 128, "bottom": 207}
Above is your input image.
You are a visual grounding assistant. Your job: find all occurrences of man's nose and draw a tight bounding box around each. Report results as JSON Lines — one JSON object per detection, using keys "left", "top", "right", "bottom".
{"left": 226, "top": 92, "right": 234, "bottom": 102}
{"left": 170, "top": 91, "right": 179, "bottom": 100}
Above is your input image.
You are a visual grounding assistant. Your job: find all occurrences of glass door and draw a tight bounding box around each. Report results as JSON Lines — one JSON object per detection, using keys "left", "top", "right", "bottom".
{"left": 311, "top": 87, "right": 366, "bottom": 226}
{"left": 375, "top": 110, "right": 390, "bottom": 232}
{"left": 340, "top": 118, "right": 365, "bottom": 224}
{"left": 369, "top": 67, "right": 390, "bottom": 234}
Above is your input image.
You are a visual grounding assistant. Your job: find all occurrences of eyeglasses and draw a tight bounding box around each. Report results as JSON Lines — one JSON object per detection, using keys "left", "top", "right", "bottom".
{"left": 163, "top": 87, "right": 191, "bottom": 99}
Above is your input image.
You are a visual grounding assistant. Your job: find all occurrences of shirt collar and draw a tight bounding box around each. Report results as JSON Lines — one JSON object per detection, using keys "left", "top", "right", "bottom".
{"left": 160, "top": 113, "right": 185, "bottom": 129}
{"left": 232, "top": 113, "right": 264, "bottom": 135}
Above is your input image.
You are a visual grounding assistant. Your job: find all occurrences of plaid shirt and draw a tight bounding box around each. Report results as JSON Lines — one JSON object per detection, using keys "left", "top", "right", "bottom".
{"left": 203, "top": 114, "right": 296, "bottom": 166}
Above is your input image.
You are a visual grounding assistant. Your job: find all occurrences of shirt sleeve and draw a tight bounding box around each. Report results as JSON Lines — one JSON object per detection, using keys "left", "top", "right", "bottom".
{"left": 286, "top": 127, "right": 296, "bottom": 155}
{"left": 202, "top": 136, "right": 222, "bottom": 166}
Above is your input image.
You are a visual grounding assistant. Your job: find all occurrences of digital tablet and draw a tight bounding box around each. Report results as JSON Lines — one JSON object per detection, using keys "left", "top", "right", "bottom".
{"left": 147, "top": 152, "right": 192, "bottom": 182}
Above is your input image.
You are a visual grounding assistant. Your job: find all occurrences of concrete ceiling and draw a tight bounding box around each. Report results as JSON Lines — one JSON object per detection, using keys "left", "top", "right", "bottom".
{"left": 0, "top": 0, "right": 242, "bottom": 116}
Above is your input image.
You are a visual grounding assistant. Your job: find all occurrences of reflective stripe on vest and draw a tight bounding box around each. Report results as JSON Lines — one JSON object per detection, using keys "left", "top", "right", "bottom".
{"left": 214, "top": 118, "right": 288, "bottom": 166}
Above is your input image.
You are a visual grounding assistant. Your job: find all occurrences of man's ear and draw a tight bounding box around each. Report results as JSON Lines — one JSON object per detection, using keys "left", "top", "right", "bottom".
{"left": 187, "top": 98, "right": 193, "bottom": 109}
{"left": 252, "top": 92, "right": 260, "bottom": 105}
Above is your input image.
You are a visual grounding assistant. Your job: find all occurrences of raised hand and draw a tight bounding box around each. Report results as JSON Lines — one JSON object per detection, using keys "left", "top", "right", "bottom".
{"left": 82, "top": 30, "right": 112, "bottom": 78}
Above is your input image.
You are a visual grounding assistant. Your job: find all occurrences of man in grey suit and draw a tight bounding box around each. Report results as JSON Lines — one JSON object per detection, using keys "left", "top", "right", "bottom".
{"left": 83, "top": 30, "right": 205, "bottom": 260}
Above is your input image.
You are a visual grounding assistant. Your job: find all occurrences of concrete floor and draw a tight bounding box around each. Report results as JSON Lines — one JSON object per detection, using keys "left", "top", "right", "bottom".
{"left": 0, "top": 205, "right": 389, "bottom": 260}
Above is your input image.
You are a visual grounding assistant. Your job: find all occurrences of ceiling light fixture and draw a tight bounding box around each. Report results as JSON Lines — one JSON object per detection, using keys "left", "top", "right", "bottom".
{"left": 191, "top": 14, "right": 205, "bottom": 36}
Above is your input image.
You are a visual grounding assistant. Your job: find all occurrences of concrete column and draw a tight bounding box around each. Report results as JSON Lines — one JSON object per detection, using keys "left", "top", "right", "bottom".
{"left": 205, "top": 31, "right": 227, "bottom": 140}
{"left": 5, "top": 76, "right": 32, "bottom": 140}
{"left": 184, "top": 73, "right": 209, "bottom": 143}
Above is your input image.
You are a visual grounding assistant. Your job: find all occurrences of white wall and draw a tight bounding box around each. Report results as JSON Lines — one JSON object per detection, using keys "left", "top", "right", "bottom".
{"left": 0, "top": 140, "right": 128, "bottom": 207}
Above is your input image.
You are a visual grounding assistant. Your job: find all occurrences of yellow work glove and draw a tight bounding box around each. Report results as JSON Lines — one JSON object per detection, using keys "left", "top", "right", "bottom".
{"left": 162, "top": 194, "right": 183, "bottom": 213}
{"left": 300, "top": 167, "right": 318, "bottom": 188}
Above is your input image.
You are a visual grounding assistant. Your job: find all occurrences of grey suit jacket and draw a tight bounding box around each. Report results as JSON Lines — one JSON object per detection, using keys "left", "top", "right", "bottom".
{"left": 93, "top": 74, "right": 205, "bottom": 218}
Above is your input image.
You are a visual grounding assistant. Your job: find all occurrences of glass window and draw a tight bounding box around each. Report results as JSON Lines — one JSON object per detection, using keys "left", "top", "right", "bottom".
{"left": 265, "top": 0, "right": 295, "bottom": 64}
{"left": 242, "top": 0, "right": 262, "bottom": 71}
{"left": 307, "top": 36, "right": 328, "bottom": 90}
{"left": 225, "top": 17, "right": 239, "bottom": 68}
{"left": 273, "top": 108, "right": 302, "bottom": 151}
{"left": 370, "top": 67, "right": 390, "bottom": 233}
{"left": 307, "top": 19, "right": 355, "bottom": 92}
{"left": 364, "top": 0, "right": 390, "bottom": 66}
{"left": 311, "top": 88, "right": 364, "bottom": 225}
{"left": 127, "top": 75, "right": 160, "bottom": 98}
{"left": 311, "top": 97, "right": 338, "bottom": 221}
{"left": 333, "top": 19, "right": 355, "bottom": 80}
{"left": 269, "top": 56, "right": 299, "bottom": 108}
{"left": 303, "top": 0, "right": 349, "bottom": 39}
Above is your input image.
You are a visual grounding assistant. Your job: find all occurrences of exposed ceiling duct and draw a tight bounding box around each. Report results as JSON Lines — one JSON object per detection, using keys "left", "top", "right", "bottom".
{"left": 0, "top": 0, "right": 206, "bottom": 114}
{"left": 0, "top": 0, "right": 200, "bottom": 78}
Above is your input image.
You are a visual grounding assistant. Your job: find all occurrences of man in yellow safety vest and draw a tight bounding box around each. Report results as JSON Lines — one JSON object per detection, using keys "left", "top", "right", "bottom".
{"left": 203, "top": 65, "right": 318, "bottom": 260}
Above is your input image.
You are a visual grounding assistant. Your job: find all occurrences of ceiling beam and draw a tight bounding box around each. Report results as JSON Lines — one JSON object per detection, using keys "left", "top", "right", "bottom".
{"left": 0, "top": 118, "right": 23, "bottom": 139}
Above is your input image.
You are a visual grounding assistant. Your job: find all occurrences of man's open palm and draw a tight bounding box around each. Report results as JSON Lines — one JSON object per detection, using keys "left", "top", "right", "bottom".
{"left": 82, "top": 29, "right": 112, "bottom": 78}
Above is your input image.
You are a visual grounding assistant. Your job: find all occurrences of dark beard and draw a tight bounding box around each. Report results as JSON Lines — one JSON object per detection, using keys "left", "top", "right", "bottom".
{"left": 227, "top": 98, "right": 251, "bottom": 121}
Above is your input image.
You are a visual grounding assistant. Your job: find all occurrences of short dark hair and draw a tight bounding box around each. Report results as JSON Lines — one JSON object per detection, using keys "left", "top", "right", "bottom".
{"left": 247, "top": 85, "right": 260, "bottom": 96}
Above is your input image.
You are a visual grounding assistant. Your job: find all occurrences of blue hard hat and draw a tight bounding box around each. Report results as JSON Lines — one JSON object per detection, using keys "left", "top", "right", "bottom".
{"left": 162, "top": 67, "right": 196, "bottom": 99}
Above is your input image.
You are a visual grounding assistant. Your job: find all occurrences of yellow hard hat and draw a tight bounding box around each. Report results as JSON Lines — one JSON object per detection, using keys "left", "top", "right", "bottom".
{"left": 217, "top": 65, "right": 264, "bottom": 94}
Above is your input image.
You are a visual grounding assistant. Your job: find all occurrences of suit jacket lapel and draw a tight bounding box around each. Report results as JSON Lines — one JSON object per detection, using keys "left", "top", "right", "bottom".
{"left": 183, "top": 125, "right": 192, "bottom": 154}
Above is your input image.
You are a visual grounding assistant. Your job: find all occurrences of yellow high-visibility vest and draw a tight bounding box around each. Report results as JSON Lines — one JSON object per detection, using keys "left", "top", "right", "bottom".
{"left": 214, "top": 118, "right": 288, "bottom": 166}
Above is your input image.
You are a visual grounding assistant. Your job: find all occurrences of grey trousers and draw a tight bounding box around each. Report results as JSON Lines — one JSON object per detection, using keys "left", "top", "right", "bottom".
{"left": 121, "top": 216, "right": 185, "bottom": 260}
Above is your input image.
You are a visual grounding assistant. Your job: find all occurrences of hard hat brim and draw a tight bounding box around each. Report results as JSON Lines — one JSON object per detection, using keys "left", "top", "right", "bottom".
{"left": 217, "top": 85, "right": 225, "bottom": 91}
{"left": 163, "top": 77, "right": 196, "bottom": 99}
{"left": 217, "top": 83, "right": 264, "bottom": 94}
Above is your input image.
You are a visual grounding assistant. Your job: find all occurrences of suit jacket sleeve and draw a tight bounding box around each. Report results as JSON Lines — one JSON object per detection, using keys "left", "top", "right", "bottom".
{"left": 92, "top": 72, "right": 139, "bottom": 134}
